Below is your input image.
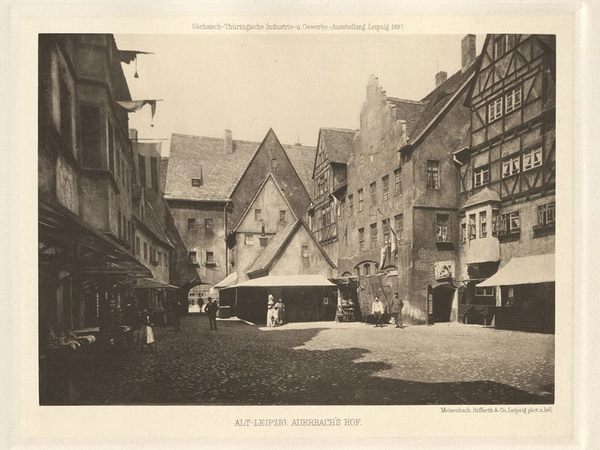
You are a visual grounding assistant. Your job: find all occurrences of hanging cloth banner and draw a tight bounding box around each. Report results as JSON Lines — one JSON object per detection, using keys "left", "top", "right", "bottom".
{"left": 118, "top": 50, "right": 153, "bottom": 64}
{"left": 117, "top": 100, "right": 158, "bottom": 126}
{"left": 131, "top": 141, "right": 162, "bottom": 158}
{"left": 379, "top": 246, "right": 387, "bottom": 269}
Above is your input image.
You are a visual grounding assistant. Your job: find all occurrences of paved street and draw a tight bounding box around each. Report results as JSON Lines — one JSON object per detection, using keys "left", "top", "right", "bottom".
{"left": 75, "top": 316, "right": 554, "bottom": 405}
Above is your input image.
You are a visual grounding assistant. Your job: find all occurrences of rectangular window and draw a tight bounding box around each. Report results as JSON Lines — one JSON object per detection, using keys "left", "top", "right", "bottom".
{"left": 395, "top": 214, "right": 404, "bottom": 243}
{"left": 245, "top": 234, "right": 254, "bottom": 245}
{"left": 271, "top": 158, "right": 277, "bottom": 169}
{"left": 501, "top": 211, "right": 520, "bottom": 234}
{"left": 364, "top": 264, "right": 371, "bottom": 276}
{"left": 80, "top": 104, "right": 102, "bottom": 168}
{"left": 189, "top": 251, "right": 197, "bottom": 264}
{"left": 188, "top": 218, "right": 196, "bottom": 231}
{"left": 370, "top": 223, "right": 378, "bottom": 248}
{"left": 469, "top": 214, "right": 476, "bottom": 239}
{"left": 461, "top": 221, "right": 467, "bottom": 243}
{"left": 255, "top": 209, "right": 262, "bottom": 221}
{"left": 436, "top": 214, "right": 449, "bottom": 242}
{"left": 502, "top": 156, "right": 520, "bottom": 178}
{"left": 157, "top": 252, "right": 162, "bottom": 266}
{"left": 475, "top": 287, "right": 495, "bottom": 296}
{"left": 480, "top": 211, "right": 487, "bottom": 238}
{"left": 382, "top": 175, "right": 389, "bottom": 201}
{"left": 394, "top": 168, "right": 402, "bottom": 194}
{"left": 358, "top": 227, "right": 365, "bottom": 251}
{"left": 494, "top": 35, "right": 506, "bottom": 58}
{"left": 474, "top": 166, "right": 490, "bottom": 187}
{"left": 205, "top": 219, "right": 213, "bottom": 231}
{"left": 506, "top": 34, "right": 516, "bottom": 51}
{"left": 280, "top": 210, "right": 287, "bottom": 222}
{"left": 488, "top": 97, "right": 503, "bottom": 122}
{"left": 505, "top": 87, "right": 522, "bottom": 113}
{"left": 206, "top": 252, "right": 214, "bottom": 264}
{"left": 135, "top": 236, "right": 141, "bottom": 256}
{"left": 426, "top": 160, "right": 440, "bottom": 189}
{"left": 302, "top": 245, "right": 309, "bottom": 258}
{"left": 348, "top": 194, "right": 354, "bottom": 215}
{"left": 523, "top": 148, "right": 543, "bottom": 171}
{"left": 150, "top": 247, "right": 157, "bottom": 264}
{"left": 383, "top": 220, "right": 390, "bottom": 245}
{"left": 259, "top": 236, "right": 268, "bottom": 247}
{"left": 492, "top": 209, "right": 500, "bottom": 236}
{"left": 192, "top": 177, "right": 203, "bottom": 187}
{"left": 538, "top": 203, "right": 556, "bottom": 227}
{"left": 358, "top": 189, "right": 364, "bottom": 212}
{"left": 370, "top": 182, "right": 377, "bottom": 206}
{"left": 340, "top": 200, "right": 345, "bottom": 220}
{"left": 143, "top": 242, "right": 148, "bottom": 260}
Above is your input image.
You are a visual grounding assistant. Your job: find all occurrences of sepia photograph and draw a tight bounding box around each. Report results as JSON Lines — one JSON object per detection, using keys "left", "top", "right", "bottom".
{"left": 37, "top": 30, "right": 557, "bottom": 409}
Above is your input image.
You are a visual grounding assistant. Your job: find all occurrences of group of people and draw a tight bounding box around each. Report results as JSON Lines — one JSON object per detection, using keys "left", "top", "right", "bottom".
{"left": 266, "top": 294, "right": 286, "bottom": 327}
{"left": 371, "top": 292, "right": 404, "bottom": 328}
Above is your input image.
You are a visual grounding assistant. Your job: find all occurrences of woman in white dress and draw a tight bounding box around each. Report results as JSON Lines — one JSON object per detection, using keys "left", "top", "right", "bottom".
{"left": 266, "top": 295, "right": 276, "bottom": 327}
{"left": 138, "top": 308, "right": 156, "bottom": 351}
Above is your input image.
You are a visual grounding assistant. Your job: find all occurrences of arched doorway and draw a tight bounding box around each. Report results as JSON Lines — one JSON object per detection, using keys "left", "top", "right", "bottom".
{"left": 432, "top": 284, "right": 455, "bottom": 323}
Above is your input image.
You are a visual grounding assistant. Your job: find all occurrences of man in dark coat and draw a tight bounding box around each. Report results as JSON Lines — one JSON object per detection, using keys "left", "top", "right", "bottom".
{"left": 391, "top": 292, "right": 404, "bottom": 329}
{"left": 205, "top": 297, "right": 219, "bottom": 331}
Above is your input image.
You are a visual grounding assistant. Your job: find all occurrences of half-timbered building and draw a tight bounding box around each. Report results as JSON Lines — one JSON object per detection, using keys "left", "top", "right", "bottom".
{"left": 454, "top": 34, "right": 556, "bottom": 333}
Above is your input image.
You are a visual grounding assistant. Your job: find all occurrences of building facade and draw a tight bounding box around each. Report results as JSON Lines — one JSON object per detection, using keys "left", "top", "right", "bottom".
{"left": 323, "top": 35, "right": 478, "bottom": 324}
{"left": 164, "top": 129, "right": 316, "bottom": 310}
{"left": 455, "top": 34, "right": 556, "bottom": 333}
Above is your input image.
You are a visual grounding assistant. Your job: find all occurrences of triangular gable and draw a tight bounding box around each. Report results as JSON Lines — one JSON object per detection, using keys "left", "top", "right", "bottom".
{"left": 247, "top": 219, "right": 336, "bottom": 276}
{"left": 230, "top": 128, "right": 307, "bottom": 200}
{"left": 231, "top": 173, "right": 297, "bottom": 233}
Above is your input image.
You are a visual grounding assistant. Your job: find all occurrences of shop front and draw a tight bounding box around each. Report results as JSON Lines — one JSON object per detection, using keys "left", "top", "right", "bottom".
{"left": 477, "top": 254, "right": 555, "bottom": 334}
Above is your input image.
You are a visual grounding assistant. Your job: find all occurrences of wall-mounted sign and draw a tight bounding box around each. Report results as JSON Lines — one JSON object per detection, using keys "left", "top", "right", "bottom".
{"left": 434, "top": 261, "right": 455, "bottom": 281}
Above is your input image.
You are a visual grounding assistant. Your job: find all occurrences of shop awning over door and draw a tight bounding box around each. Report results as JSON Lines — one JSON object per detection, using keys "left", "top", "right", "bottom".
{"left": 477, "top": 254, "right": 555, "bottom": 287}
{"left": 230, "top": 274, "right": 335, "bottom": 288}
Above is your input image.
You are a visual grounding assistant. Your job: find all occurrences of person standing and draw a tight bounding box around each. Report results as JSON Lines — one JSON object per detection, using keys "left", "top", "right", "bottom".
{"left": 267, "top": 294, "right": 276, "bottom": 327}
{"left": 372, "top": 296, "right": 385, "bottom": 328}
{"left": 274, "top": 298, "right": 284, "bottom": 326}
{"left": 391, "top": 292, "right": 404, "bottom": 329}
{"left": 205, "top": 297, "right": 219, "bottom": 331}
{"left": 138, "top": 308, "right": 156, "bottom": 352}
{"left": 172, "top": 298, "right": 182, "bottom": 332}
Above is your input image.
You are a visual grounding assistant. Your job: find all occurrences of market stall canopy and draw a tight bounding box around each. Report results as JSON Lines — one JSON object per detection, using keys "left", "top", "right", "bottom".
{"left": 230, "top": 274, "right": 335, "bottom": 288}
{"left": 122, "top": 278, "right": 178, "bottom": 290}
{"left": 213, "top": 272, "right": 238, "bottom": 289}
{"left": 477, "top": 254, "right": 555, "bottom": 287}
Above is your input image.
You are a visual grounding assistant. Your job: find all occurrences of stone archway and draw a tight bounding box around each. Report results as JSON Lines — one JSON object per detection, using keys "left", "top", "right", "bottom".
{"left": 432, "top": 284, "right": 455, "bottom": 323}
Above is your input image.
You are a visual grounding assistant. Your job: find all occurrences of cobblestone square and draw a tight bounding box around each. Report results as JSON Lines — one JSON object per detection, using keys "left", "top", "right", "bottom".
{"left": 73, "top": 316, "right": 554, "bottom": 405}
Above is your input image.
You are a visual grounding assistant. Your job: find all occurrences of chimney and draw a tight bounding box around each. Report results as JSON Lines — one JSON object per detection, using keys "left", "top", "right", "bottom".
{"left": 461, "top": 34, "right": 476, "bottom": 73}
{"left": 224, "top": 129, "right": 233, "bottom": 154}
{"left": 435, "top": 71, "right": 447, "bottom": 88}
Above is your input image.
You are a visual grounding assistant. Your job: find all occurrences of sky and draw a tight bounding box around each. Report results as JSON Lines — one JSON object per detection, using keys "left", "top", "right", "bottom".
{"left": 115, "top": 34, "right": 485, "bottom": 155}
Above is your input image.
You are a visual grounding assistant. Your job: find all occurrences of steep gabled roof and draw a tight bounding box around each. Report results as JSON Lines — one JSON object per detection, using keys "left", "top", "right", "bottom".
{"left": 247, "top": 219, "right": 336, "bottom": 276}
{"left": 247, "top": 221, "right": 298, "bottom": 275}
{"left": 165, "top": 131, "right": 316, "bottom": 203}
{"left": 407, "top": 64, "right": 477, "bottom": 146}
{"left": 320, "top": 128, "right": 357, "bottom": 164}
